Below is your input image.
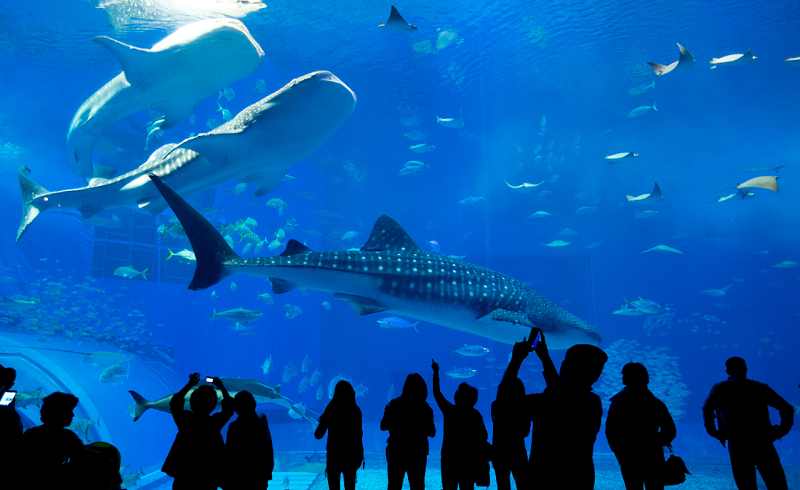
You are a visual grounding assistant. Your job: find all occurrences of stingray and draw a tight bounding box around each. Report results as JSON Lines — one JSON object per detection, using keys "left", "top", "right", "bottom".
{"left": 540, "top": 238, "right": 580, "bottom": 247}
{"left": 648, "top": 43, "right": 696, "bottom": 76}
{"left": 641, "top": 245, "right": 682, "bottom": 254}
{"left": 705, "top": 189, "right": 755, "bottom": 203}
{"left": 626, "top": 182, "right": 664, "bottom": 202}
{"left": 378, "top": 5, "right": 418, "bottom": 32}
{"left": 737, "top": 176, "right": 779, "bottom": 193}
{"left": 784, "top": 57, "right": 800, "bottom": 67}
{"left": 505, "top": 179, "right": 545, "bottom": 192}
{"left": 710, "top": 50, "right": 757, "bottom": 68}
{"left": 767, "top": 261, "right": 798, "bottom": 268}
{"left": 605, "top": 152, "right": 639, "bottom": 162}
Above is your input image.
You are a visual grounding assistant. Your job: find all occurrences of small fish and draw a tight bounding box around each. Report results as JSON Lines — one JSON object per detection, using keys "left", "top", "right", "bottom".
{"left": 321, "top": 301, "right": 331, "bottom": 310}
{"left": 189, "top": 114, "right": 196, "bottom": 124}
{"left": 258, "top": 293, "right": 273, "bottom": 304}
{"left": 537, "top": 190, "right": 553, "bottom": 198}
{"left": 409, "top": 143, "right": 436, "bottom": 153}
{"left": 230, "top": 282, "right": 237, "bottom": 293}
{"left": 628, "top": 103, "right": 657, "bottom": 117}
{"left": 427, "top": 240, "right": 441, "bottom": 254}
{"left": 445, "top": 367, "right": 477, "bottom": 379}
{"left": 627, "top": 80, "right": 656, "bottom": 96}
{"left": 253, "top": 79, "right": 266, "bottom": 93}
{"left": 399, "top": 166, "right": 425, "bottom": 176}
{"left": 341, "top": 231, "right": 362, "bottom": 241}
{"left": 113, "top": 267, "right": 147, "bottom": 280}
{"left": 218, "top": 87, "right": 235, "bottom": 102}
{"left": 452, "top": 345, "right": 490, "bottom": 357}
{"left": 612, "top": 305, "right": 644, "bottom": 316}
{"left": 768, "top": 260, "right": 798, "bottom": 268}
{"left": 525, "top": 211, "right": 555, "bottom": 219}
{"left": 575, "top": 206, "right": 596, "bottom": 216}
{"left": 459, "top": 194, "right": 484, "bottom": 205}
{"left": 302, "top": 354, "right": 312, "bottom": 373}
{"left": 292, "top": 190, "right": 316, "bottom": 199}
{"left": 548, "top": 175, "right": 559, "bottom": 184}
{"left": 702, "top": 285, "right": 732, "bottom": 297}
{"left": 377, "top": 317, "right": 419, "bottom": 331}
{"left": 605, "top": 152, "right": 639, "bottom": 161}
{"left": 436, "top": 109, "right": 464, "bottom": 128}
{"left": 260, "top": 355, "right": 274, "bottom": 375}
{"left": 316, "top": 386, "right": 324, "bottom": 400}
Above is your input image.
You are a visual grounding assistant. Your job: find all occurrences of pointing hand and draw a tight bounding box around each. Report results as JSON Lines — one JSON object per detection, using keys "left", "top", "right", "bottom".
{"left": 431, "top": 359, "right": 439, "bottom": 374}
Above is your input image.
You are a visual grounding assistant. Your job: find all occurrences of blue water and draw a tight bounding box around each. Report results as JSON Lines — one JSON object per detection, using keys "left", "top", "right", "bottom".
{"left": 0, "top": 0, "right": 798, "bottom": 487}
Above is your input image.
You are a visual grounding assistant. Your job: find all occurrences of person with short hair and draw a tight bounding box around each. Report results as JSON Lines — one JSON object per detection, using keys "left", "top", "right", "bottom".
{"left": 431, "top": 360, "right": 489, "bottom": 490}
{"left": 225, "top": 390, "right": 274, "bottom": 490}
{"left": 315, "top": 380, "right": 364, "bottom": 490}
{"left": 21, "top": 391, "right": 85, "bottom": 488}
{"left": 163, "top": 373, "right": 233, "bottom": 490}
{"left": 702, "top": 357, "right": 793, "bottom": 490}
{"left": 606, "top": 362, "right": 676, "bottom": 490}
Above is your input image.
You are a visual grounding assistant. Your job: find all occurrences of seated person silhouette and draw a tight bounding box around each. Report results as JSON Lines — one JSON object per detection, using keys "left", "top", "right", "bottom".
{"left": 162, "top": 373, "right": 233, "bottom": 490}
{"left": 606, "top": 362, "right": 676, "bottom": 490}
{"left": 506, "top": 328, "right": 608, "bottom": 490}
{"left": 226, "top": 390, "right": 274, "bottom": 490}
{"left": 380, "top": 373, "right": 435, "bottom": 490}
{"left": 702, "top": 357, "right": 794, "bottom": 490}
{"left": 315, "top": 380, "right": 364, "bottom": 490}
{"left": 21, "top": 392, "right": 85, "bottom": 488}
{"left": 431, "top": 359, "right": 489, "bottom": 490}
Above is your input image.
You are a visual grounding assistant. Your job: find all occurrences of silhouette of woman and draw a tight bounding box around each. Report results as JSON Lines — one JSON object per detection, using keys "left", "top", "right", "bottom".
{"left": 315, "top": 381, "right": 364, "bottom": 490}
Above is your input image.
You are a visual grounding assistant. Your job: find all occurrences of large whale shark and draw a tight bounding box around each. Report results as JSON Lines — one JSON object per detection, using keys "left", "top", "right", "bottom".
{"left": 66, "top": 18, "right": 264, "bottom": 184}
{"left": 18, "top": 71, "right": 356, "bottom": 243}
{"left": 149, "top": 175, "right": 602, "bottom": 349}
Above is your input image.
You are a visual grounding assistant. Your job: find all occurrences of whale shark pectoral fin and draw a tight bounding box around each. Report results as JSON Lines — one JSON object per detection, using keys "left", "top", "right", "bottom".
{"left": 478, "top": 308, "right": 533, "bottom": 327}
{"left": 269, "top": 279, "right": 297, "bottom": 294}
{"left": 333, "top": 293, "right": 388, "bottom": 316}
{"left": 173, "top": 133, "right": 241, "bottom": 168}
{"left": 153, "top": 101, "right": 197, "bottom": 130}
{"left": 78, "top": 205, "right": 102, "bottom": 220}
{"left": 93, "top": 36, "right": 153, "bottom": 83}
{"left": 242, "top": 171, "right": 285, "bottom": 197}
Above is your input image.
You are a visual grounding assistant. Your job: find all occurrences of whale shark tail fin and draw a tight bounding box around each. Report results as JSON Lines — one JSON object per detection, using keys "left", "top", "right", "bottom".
{"left": 17, "top": 166, "right": 55, "bottom": 244}
{"left": 148, "top": 174, "right": 241, "bottom": 290}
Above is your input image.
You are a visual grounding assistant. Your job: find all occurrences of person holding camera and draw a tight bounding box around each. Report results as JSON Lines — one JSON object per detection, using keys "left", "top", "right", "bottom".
{"left": 162, "top": 373, "right": 234, "bottom": 490}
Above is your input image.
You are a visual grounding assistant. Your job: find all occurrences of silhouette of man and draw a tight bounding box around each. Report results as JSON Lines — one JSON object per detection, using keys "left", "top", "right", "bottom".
{"left": 225, "top": 390, "right": 274, "bottom": 490}
{"left": 506, "top": 328, "right": 607, "bottom": 490}
{"left": 606, "top": 362, "right": 676, "bottom": 490}
{"left": 21, "top": 392, "right": 85, "bottom": 488}
{"left": 431, "top": 360, "right": 489, "bottom": 490}
{"left": 163, "top": 373, "right": 233, "bottom": 490}
{"left": 315, "top": 380, "right": 364, "bottom": 490}
{"left": 0, "top": 365, "right": 23, "bottom": 488}
{"left": 702, "top": 357, "right": 793, "bottom": 490}
{"left": 380, "top": 373, "right": 435, "bottom": 490}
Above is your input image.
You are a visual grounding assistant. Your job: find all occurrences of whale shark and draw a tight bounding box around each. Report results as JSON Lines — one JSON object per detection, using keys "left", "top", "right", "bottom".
{"left": 66, "top": 18, "right": 264, "bottom": 184}
{"left": 648, "top": 43, "right": 696, "bottom": 76}
{"left": 148, "top": 175, "right": 601, "bottom": 349}
{"left": 17, "top": 71, "right": 356, "bottom": 243}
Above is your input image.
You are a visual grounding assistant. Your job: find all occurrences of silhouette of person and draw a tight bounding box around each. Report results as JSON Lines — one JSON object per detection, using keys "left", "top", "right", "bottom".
{"left": 20, "top": 391, "right": 85, "bottom": 488}
{"left": 380, "top": 373, "right": 435, "bottom": 490}
{"left": 0, "top": 365, "right": 23, "bottom": 488}
{"left": 431, "top": 360, "right": 489, "bottom": 490}
{"left": 491, "top": 376, "right": 529, "bottom": 490}
{"left": 163, "top": 373, "right": 234, "bottom": 490}
{"left": 225, "top": 390, "right": 274, "bottom": 490}
{"left": 606, "top": 362, "right": 676, "bottom": 490}
{"left": 702, "top": 357, "right": 794, "bottom": 490}
{"left": 506, "top": 328, "right": 607, "bottom": 490}
{"left": 315, "top": 380, "right": 364, "bottom": 490}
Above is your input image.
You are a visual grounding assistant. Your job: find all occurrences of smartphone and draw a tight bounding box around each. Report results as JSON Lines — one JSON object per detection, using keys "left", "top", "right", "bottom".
{"left": 205, "top": 377, "right": 214, "bottom": 383}
{"left": 531, "top": 331, "right": 542, "bottom": 349}
{"left": 0, "top": 391, "right": 16, "bottom": 406}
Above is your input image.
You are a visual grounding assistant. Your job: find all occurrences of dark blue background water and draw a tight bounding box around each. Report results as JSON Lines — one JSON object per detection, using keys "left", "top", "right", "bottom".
{"left": 0, "top": 0, "right": 797, "bottom": 478}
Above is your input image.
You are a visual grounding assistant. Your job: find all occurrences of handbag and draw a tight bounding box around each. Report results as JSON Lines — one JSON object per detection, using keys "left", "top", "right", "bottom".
{"left": 663, "top": 445, "right": 691, "bottom": 486}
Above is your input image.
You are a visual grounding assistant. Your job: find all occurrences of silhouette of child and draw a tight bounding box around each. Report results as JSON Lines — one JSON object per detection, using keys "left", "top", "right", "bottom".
{"left": 225, "top": 390, "right": 274, "bottom": 490}
{"left": 491, "top": 376, "right": 529, "bottom": 490}
{"left": 431, "top": 360, "right": 489, "bottom": 490}
{"left": 606, "top": 362, "right": 676, "bottom": 490}
{"left": 21, "top": 392, "right": 85, "bottom": 488}
{"left": 162, "top": 373, "right": 233, "bottom": 490}
{"left": 315, "top": 380, "right": 364, "bottom": 490}
{"left": 380, "top": 373, "right": 435, "bottom": 490}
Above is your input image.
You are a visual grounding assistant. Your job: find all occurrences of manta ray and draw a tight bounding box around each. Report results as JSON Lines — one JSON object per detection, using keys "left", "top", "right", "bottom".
{"left": 648, "top": 43, "right": 696, "bottom": 76}
{"left": 149, "top": 175, "right": 602, "bottom": 349}
{"left": 378, "top": 5, "right": 418, "bottom": 32}
{"left": 710, "top": 50, "right": 757, "bottom": 68}
{"left": 626, "top": 182, "right": 664, "bottom": 203}
{"left": 66, "top": 18, "right": 265, "bottom": 184}
{"left": 17, "top": 71, "right": 356, "bottom": 243}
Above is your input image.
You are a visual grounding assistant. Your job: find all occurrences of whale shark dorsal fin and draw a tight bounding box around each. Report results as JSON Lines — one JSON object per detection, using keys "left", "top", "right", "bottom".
{"left": 275, "top": 384, "right": 281, "bottom": 393}
{"left": 94, "top": 36, "right": 152, "bottom": 83}
{"left": 281, "top": 240, "right": 314, "bottom": 256}
{"left": 361, "top": 215, "right": 422, "bottom": 253}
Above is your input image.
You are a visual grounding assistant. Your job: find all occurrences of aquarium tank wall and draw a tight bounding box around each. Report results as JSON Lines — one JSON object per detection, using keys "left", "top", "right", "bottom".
{"left": 0, "top": 0, "right": 797, "bottom": 488}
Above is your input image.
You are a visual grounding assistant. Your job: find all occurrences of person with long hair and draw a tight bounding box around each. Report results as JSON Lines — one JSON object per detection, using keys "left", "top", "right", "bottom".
{"left": 381, "top": 373, "right": 435, "bottom": 490}
{"left": 315, "top": 381, "right": 364, "bottom": 490}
